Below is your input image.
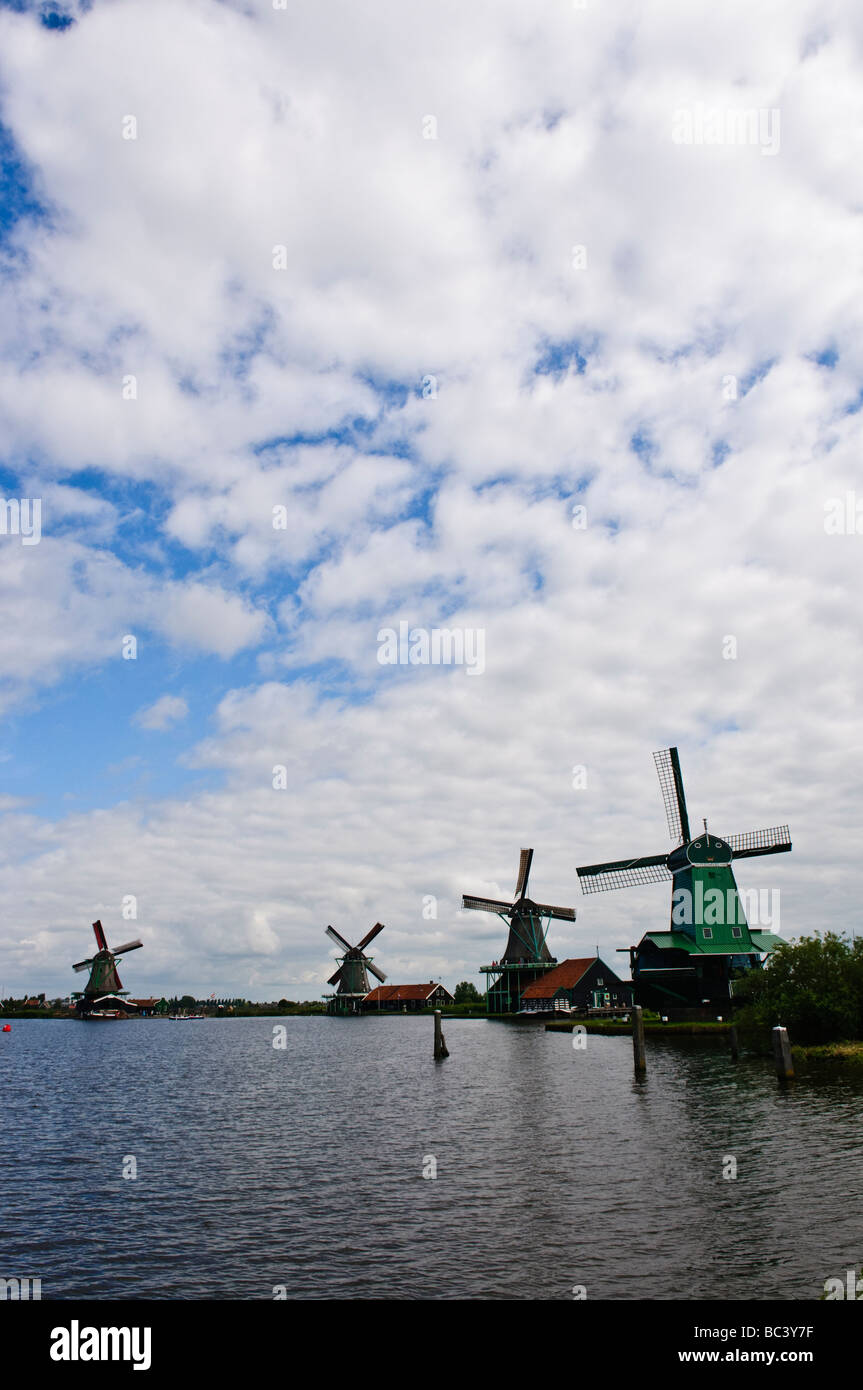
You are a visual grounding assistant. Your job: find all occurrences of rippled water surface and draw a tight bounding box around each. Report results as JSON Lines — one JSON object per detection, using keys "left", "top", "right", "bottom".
{"left": 2, "top": 1017, "right": 862, "bottom": 1300}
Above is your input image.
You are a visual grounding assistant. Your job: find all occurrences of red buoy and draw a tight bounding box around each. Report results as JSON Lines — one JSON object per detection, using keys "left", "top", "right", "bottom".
{"left": 2, "top": 1024, "right": 11, "bottom": 1032}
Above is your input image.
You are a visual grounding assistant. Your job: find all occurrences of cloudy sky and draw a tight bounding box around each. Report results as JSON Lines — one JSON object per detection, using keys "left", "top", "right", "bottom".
{"left": 0, "top": 0, "right": 860, "bottom": 1000}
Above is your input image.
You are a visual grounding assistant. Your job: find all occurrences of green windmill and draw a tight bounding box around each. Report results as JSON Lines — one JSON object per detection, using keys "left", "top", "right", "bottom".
{"left": 577, "top": 748, "right": 791, "bottom": 1013}
{"left": 464, "top": 848, "right": 576, "bottom": 1013}
{"left": 72, "top": 919, "right": 143, "bottom": 1018}
{"left": 324, "top": 922, "right": 387, "bottom": 1014}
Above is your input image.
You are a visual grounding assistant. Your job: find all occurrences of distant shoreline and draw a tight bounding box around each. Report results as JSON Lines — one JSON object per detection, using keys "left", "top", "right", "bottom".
{"left": 0, "top": 1008, "right": 329, "bottom": 1020}
{"left": 0, "top": 1007, "right": 480, "bottom": 1020}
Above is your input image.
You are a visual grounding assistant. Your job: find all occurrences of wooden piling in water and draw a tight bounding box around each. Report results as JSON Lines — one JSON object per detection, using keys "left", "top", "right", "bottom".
{"left": 772, "top": 1025, "right": 794, "bottom": 1080}
{"left": 729, "top": 1024, "right": 739, "bottom": 1061}
{"left": 632, "top": 1004, "right": 646, "bottom": 1076}
{"left": 434, "top": 1009, "right": 449, "bottom": 1060}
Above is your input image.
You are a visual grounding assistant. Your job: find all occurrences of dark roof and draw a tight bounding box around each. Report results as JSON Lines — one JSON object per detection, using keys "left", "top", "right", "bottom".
{"left": 521, "top": 957, "right": 599, "bottom": 1000}
{"left": 364, "top": 983, "right": 452, "bottom": 1003}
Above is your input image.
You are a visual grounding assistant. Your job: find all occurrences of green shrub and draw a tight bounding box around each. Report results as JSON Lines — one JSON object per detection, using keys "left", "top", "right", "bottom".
{"left": 735, "top": 932, "right": 863, "bottom": 1043}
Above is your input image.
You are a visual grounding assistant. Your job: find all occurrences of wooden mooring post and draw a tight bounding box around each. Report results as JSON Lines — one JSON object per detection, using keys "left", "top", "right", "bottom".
{"left": 434, "top": 1009, "right": 449, "bottom": 1060}
{"left": 632, "top": 1004, "right": 646, "bottom": 1076}
{"left": 729, "top": 1024, "right": 739, "bottom": 1061}
{"left": 772, "top": 1024, "right": 794, "bottom": 1080}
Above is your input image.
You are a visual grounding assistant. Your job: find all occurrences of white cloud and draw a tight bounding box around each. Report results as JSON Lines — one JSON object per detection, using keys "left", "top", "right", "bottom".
{"left": 0, "top": 0, "right": 859, "bottom": 996}
{"left": 134, "top": 694, "right": 189, "bottom": 731}
{"left": 152, "top": 581, "right": 271, "bottom": 659}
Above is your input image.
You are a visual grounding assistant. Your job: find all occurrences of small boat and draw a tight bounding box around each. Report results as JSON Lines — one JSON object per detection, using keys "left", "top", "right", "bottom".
{"left": 167, "top": 1014, "right": 206, "bottom": 1021}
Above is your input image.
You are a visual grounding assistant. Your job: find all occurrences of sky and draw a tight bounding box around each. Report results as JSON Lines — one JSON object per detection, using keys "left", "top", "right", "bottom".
{"left": 0, "top": 0, "right": 861, "bottom": 1000}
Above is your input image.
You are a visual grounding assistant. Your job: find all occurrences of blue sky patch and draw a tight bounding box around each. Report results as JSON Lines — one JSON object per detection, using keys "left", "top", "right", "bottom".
{"left": 811, "top": 346, "right": 838, "bottom": 369}
{"left": 629, "top": 429, "right": 657, "bottom": 463}
{"left": 0, "top": 121, "right": 48, "bottom": 244}
{"left": 533, "top": 337, "right": 591, "bottom": 378}
{"left": 0, "top": 644, "right": 257, "bottom": 819}
{"left": 0, "top": 1, "right": 80, "bottom": 22}
{"left": 740, "top": 357, "right": 777, "bottom": 396}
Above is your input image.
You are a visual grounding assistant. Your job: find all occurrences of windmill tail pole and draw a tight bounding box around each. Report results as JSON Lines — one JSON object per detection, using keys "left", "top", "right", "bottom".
{"left": 772, "top": 1025, "right": 794, "bottom": 1081}
{"left": 632, "top": 1004, "right": 647, "bottom": 1076}
{"left": 434, "top": 1009, "right": 449, "bottom": 1060}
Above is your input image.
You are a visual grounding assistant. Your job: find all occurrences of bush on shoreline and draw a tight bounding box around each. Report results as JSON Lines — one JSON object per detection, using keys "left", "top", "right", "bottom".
{"left": 734, "top": 932, "right": 863, "bottom": 1043}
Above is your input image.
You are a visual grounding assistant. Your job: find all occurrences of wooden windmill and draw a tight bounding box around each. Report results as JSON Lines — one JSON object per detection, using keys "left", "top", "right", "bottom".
{"left": 72, "top": 919, "right": 143, "bottom": 1018}
{"left": 324, "top": 922, "right": 386, "bottom": 1014}
{"left": 463, "top": 848, "right": 575, "bottom": 1013}
{"left": 576, "top": 747, "right": 791, "bottom": 1013}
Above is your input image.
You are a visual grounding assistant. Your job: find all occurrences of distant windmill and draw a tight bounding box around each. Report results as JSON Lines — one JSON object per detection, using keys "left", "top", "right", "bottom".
{"left": 324, "top": 923, "right": 386, "bottom": 1015}
{"left": 463, "top": 848, "right": 575, "bottom": 1013}
{"left": 576, "top": 747, "right": 791, "bottom": 1012}
{"left": 72, "top": 919, "right": 143, "bottom": 1018}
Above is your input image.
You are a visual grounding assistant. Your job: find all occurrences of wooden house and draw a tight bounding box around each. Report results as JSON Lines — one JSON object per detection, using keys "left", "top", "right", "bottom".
{"left": 362, "top": 983, "right": 454, "bottom": 1012}
{"left": 519, "top": 956, "right": 634, "bottom": 1014}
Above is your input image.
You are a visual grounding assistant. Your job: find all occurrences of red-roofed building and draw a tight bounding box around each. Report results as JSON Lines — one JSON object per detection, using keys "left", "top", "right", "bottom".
{"left": 519, "top": 957, "right": 633, "bottom": 1014}
{"left": 363, "top": 983, "right": 454, "bottom": 1012}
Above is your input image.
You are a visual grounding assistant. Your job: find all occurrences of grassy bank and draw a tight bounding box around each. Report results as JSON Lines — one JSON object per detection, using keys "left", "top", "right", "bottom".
{"left": 544, "top": 1019, "right": 731, "bottom": 1035}
{"left": 791, "top": 1040, "right": 863, "bottom": 1062}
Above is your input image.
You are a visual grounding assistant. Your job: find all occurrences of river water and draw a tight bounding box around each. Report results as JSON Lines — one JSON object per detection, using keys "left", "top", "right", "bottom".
{"left": 2, "top": 1017, "right": 861, "bottom": 1300}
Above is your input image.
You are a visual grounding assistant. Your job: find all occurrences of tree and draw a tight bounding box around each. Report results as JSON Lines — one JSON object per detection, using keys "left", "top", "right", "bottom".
{"left": 735, "top": 932, "right": 862, "bottom": 1043}
{"left": 454, "top": 981, "right": 482, "bottom": 1005}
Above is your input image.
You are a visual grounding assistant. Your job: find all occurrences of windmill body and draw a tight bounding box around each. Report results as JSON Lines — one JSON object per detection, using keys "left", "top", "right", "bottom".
{"left": 324, "top": 923, "right": 387, "bottom": 1015}
{"left": 72, "top": 920, "right": 143, "bottom": 1018}
{"left": 463, "top": 849, "right": 575, "bottom": 1013}
{"left": 577, "top": 748, "right": 791, "bottom": 1013}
